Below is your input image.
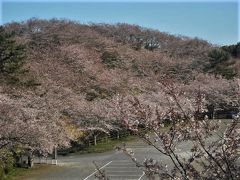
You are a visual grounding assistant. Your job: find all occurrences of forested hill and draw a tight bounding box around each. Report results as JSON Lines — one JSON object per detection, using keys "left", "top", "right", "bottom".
{"left": 0, "top": 19, "right": 239, "bottom": 157}
{"left": 1, "top": 18, "right": 239, "bottom": 119}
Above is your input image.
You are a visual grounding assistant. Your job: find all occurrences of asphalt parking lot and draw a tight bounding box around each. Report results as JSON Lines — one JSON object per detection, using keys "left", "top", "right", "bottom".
{"left": 32, "top": 138, "right": 190, "bottom": 180}
{"left": 31, "top": 140, "right": 150, "bottom": 180}
{"left": 28, "top": 120, "right": 235, "bottom": 180}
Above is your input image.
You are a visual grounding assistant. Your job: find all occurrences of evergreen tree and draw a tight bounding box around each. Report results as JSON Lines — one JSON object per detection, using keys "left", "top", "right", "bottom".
{"left": 207, "top": 49, "right": 236, "bottom": 79}
{"left": 0, "top": 26, "right": 25, "bottom": 75}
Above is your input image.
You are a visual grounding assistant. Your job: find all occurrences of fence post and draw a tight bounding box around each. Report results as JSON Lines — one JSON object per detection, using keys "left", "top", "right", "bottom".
{"left": 117, "top": 131, "right": 120, "bottom": 139}
{"left": 94, "top": 135, "right": 97, "bottom": 146}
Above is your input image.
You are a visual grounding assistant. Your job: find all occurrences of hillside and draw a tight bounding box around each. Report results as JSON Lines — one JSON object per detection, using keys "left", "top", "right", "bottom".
{"left": 0, "top": 19, "right": 239, "bottom": 156}
{"left": 1, "top": 20, "right": 212, "bottom": 115}
{"left": 3, "top": 19, "right": 213, "bottom": 86}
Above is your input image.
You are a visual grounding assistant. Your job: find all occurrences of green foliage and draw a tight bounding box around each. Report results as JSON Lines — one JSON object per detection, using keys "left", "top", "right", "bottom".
{"left": 130, "top": 87, "right": 143, "bottom": 96}
{"left": 101, "top": 51, "right": 122, "bottom": 68}
{"left": 208, "top": 49, "right": 230, "bottom": 67}
{"left": 214, "top": 65, "right": 237, "bottom": 79}
{"left": 77, "top": 135, "right": 136, "bottom": 154}
{"left": 207, "top": 48, "right": 236, "bottom": 79}
{"left": 221, "top": 42, "right": 240, "bottom": 58}
{"left": 0, "top": 162, "right": 4, "bottom": 180}
{"left": 5, "top": 165, "right": 56, "bottom": 180}
{"left": 0, "top": 27, "right": 25, "bottom": 75}
{"left": 131, "top": 60, "right": 146, "bottom": 77}
{"left": 22, "top": 79, "right": 41, "bottom": 88}
{"left": 85, "top": 137, "right": 132, "bottom": 153}
{"left": 51, "top": 34, "right": 60, "bottom": 45}
{"left": 0, "top": 27, "right": 40, "bottom": 87}
{"left": 0, "top": 149, "right": 15, "bottom": 179}
{"left": 86, "top": 85, "right": 115, "bottom": 101}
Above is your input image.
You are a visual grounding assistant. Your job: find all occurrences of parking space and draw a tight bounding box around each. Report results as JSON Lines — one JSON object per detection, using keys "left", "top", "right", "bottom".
{"left": 84, "top": 152, "right": 145, "bottom": 180}
{"left": 104, "top": 160, "right": 144, "bottom": 180}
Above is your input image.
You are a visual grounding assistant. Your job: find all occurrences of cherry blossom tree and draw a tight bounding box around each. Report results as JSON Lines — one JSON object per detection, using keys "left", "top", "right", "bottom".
{"left": 110, "top": 79, "right": 240, "bottom": 180}
{"left": 185, "top": 74, "right": 239, "bottom": 119}
{"left": 0, "top": 84, "right": 76, "bottom": 168}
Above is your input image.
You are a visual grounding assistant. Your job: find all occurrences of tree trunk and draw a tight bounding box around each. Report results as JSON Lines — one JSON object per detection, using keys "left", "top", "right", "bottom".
{"left": 27, "top": 153, "right": 34, "bottom": 168}
{"left": 53, "top": 146, "right": 57, "bottom": 159}
{"left": 207, "top": 104, "right": 215, "bottom": 119}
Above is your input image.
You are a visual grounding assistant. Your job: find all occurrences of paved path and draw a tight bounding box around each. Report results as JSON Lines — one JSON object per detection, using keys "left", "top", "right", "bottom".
{"left": 25, "top": 120, "right": 233, "bottom": 180}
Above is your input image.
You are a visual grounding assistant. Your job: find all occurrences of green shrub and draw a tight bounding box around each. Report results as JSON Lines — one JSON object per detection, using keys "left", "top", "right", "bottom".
{"left": 131, "top": 61, "right": 146, "bottom": 77}
{"left": 221, "top": 42, "right": 240, "bottom": 58}
{"left": 207, "top": 48, "right": 236, "bottom": 79}
{"left": 208, "top": 49, "right": 230, "bottom": 67}
{"left": 0, "top": 161, "right": 5, "bottom": 180}
{"left": 22, "top": 78, "right": 41, "bottom": 88}
{"left": 0, "top": 149, "right": 15, "bottom": 179}
{"left": 131, "top": 87, "right": 143, "bottom": 96}
{"left": 101, "top": 51, "right": 122, "bottom": 68}
{"left": 86, "top": 89, "right": 99, "bottom": 101}
{"left": 86, "top": 85, "right": 115, "bottom": 101}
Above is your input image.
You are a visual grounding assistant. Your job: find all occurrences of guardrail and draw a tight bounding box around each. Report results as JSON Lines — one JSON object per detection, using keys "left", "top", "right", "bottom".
{"left": 34, "top": 156, "right": 58, "bottom": 165}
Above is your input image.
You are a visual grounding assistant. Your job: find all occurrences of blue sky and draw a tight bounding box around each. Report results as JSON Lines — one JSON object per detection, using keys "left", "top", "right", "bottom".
{"left": 1, "top": 0, "right": 239, "bottom": 45}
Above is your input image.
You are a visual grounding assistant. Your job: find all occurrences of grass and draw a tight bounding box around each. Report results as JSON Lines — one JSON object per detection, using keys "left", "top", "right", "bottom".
{"left": 5, "top": 164, "right": 62, "bottom": 180}
{"left": 76, "top": 135, "right": 138, "bottom": 154}
{"left": 82, "top": 126, "right": 174, "bottom": 154}
{"left": 5, "top": 165, "right": 41, "bottom": 180}
{"left": 80, "top": 126, "right": 174, "bottom": 154}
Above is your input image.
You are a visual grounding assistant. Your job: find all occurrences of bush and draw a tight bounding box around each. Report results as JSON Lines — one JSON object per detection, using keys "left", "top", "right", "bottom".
{"left": 101, "top": 51, "right": 122, "bottom": 68}
{"left": 0, "top": 149, "right": 15, "bottom": 179}
{"left": 0, "top": 161, "right": 4, "bottom": 180}
{"left": 86, "top": 85, "right": 115, "bottom": 101}
{"left": 222, "top": 42, "right": 240, "bottom": 58}
{"left": 208, "top": 49, "right": 230, "bottom": 67}
{"left": 22, "top": 78, "right": 41, "bottom": 88}
{"left": 207, "top": 49, "right": 236, "bottom": 79}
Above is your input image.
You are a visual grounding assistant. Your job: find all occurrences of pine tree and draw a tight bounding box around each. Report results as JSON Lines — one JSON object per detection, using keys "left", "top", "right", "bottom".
{"left": 0, "top": 27, "right": 25, "bottom": 75}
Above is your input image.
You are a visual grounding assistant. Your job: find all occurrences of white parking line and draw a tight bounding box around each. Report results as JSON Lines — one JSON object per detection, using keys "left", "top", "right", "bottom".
{"left": 83, "top": 161, "right": 112, "bottom": 180}
{"left": 138, "top": 172, "right": 145, "bottom": 180}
